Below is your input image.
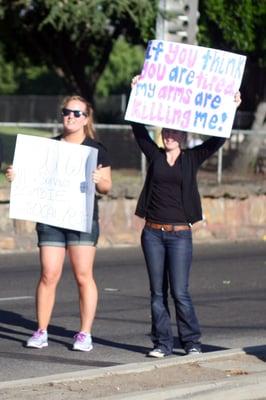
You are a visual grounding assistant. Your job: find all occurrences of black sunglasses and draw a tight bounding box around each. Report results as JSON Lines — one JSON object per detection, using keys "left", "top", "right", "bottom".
{"left": 62, "top": 108, "right": 87, "bottom": 118}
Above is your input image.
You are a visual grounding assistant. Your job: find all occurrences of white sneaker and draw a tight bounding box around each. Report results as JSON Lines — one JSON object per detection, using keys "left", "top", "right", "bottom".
{"left": 26, "top": 329, "right": 48, "bottom": 349}
{"left": 147, "top": 348, "right": 166, "bottom": 358}
{"left": 185, "top": 346, "right": 202, "bottom": 355}
{"left": 73, "top": 332, "right": 93, "bottom": 352}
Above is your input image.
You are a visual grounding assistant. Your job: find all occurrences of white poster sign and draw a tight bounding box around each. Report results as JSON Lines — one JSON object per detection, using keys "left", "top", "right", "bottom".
{"left": 125, "top": 40, "right": 246, "bottom": 138}
{"left": 9, "top": 134, "right": 98, "bottom": 232}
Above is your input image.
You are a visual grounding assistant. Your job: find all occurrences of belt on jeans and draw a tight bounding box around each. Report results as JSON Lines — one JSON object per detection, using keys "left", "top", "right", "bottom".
{"left": 145, "top": 221, "right": 191, "bottom": 232}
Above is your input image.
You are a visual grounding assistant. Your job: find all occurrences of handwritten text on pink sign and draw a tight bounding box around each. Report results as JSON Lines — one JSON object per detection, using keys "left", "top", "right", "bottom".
{"left": 125, "top": 41, "right": 246, "bottom": 138}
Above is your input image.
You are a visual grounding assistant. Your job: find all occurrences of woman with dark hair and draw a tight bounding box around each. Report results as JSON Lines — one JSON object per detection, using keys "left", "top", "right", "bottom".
{"left": 130, "top": 76, "right": 241, "bottom": 357}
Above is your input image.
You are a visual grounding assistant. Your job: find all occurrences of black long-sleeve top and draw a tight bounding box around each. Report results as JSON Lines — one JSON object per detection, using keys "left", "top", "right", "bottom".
{"left": 132, "top": 122, "right": 226, "bottom": 225}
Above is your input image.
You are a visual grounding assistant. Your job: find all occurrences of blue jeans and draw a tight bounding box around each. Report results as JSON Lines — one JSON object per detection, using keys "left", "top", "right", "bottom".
{"left": 141, "top": 226, "right": 201, "bottom": 354}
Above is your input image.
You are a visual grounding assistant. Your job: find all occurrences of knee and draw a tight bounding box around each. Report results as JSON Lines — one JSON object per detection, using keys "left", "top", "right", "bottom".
{"left": 151, "top": 292, "right": 165, "bottom": 305}
{"left": 171, "top": 288, "right": 190, "bottom": 303}
{"left": 75, "top": 272, "right": 94, "bottom": 288}
{"left": 40, "top": 271, "right": 61, "bottom": 287}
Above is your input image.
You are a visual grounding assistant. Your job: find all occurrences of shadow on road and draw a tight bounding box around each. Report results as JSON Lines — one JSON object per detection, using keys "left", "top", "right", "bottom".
{"left": 244, "top": 345, "right": 266, "bottom": 363}
{"left": 1, "top": 309, "right": 231, "bottom": 359}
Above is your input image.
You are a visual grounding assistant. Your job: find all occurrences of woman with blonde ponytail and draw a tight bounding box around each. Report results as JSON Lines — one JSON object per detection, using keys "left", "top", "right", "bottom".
{"left": 6, "top": 95, "right": 112, "bottom": 352}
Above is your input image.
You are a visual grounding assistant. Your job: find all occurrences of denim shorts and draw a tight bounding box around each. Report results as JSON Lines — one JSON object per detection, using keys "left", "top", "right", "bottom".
{"left": 36, "top": 220, "right": 99, "bottom": 247}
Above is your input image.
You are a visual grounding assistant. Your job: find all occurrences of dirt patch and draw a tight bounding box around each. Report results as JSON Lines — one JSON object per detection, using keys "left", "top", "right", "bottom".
{"left": 2, "top": 352, "right": 266, "bottom": 400}
{"left": 0, "top": 361, "right": 243, "bottom": 400}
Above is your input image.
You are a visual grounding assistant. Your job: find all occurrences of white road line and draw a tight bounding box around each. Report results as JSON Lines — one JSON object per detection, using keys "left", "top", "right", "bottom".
{"left": 0, "top": 296, "right": 34, "bottom": 302}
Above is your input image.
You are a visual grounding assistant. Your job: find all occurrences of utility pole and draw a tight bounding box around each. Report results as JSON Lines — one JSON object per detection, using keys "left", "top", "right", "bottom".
{"left": 156, "top": 0, "right": 199, "bottom": 44}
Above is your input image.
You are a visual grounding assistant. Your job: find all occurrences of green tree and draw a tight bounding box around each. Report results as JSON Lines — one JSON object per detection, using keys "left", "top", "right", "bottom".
{"left": 96, "top": 37, "right": 145, "bottom": 97}
{"left": 199, "top": 0, "right": 265, "bottom": 59}
{"left": 0, "top": 0, "right": 157, "bottom": 102}
{"left": 198, "top": 0, "right": 266, "bottom": 174}
{"left": 198, "top": 0, "right": 266, "bottom": 106}
{"left": 17, "top": 64, "right": 67, "bottom": 95}
{"left": 0, "top": 45, "right": 18, "bottom": 94}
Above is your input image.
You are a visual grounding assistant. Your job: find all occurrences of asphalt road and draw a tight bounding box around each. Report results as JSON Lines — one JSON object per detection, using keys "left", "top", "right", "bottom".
{"left": 0, "top": 240, "right": 265, "bottom": 383}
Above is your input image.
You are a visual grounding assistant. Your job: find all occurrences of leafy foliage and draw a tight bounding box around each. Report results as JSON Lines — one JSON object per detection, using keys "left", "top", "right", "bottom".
{"left": 0, "top": 0, "right": 157, "bottom": 101}
{"left": 96, "top": 38, "right": 144, "bottom": 97}
{"left": 198, "top": 0, "right": 266, "bottom": 65}
{"left": 0, "top": 0, "right": 265, "bottom": 103}
{"left": 0, "top": 45, "right": 18, "bottom": 94}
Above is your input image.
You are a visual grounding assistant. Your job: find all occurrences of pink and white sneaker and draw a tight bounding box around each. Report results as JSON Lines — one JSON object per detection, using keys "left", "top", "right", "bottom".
{"left": 73, "top": 332, "right": 93, "bottom": 352}
{"left": 26, "top": 329, "right": 48, "bottom": 349}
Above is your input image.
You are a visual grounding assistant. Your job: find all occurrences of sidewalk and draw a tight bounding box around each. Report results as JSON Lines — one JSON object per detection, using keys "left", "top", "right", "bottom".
{"left": 1, "top": 346, "right": 266, "bottom": 400}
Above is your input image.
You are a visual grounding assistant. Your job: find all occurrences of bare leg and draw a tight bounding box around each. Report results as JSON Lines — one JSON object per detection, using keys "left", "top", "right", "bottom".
{"left": 68, "top": 246, "right": 97, "bottom": 333}
{"left": 36, "top": 246, "right": 65, "bottom": 330}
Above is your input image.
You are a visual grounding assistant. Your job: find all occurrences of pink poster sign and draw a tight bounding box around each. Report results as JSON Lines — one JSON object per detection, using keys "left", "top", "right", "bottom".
{"left": 125, "top": 40, "right": 246, "bottom": 138}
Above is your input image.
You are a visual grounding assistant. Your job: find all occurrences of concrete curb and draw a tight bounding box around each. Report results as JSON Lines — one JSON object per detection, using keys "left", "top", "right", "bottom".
{"left": 0, "top": 345, "right": 266, "bottom": 390}
{"left": 98, "top": 373, "right": 266, "bottom": 400}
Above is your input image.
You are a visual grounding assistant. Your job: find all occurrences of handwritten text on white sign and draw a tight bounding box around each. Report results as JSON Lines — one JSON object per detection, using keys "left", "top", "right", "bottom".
{"left": 9, "top": 135, "right": 98, "bottom": 232}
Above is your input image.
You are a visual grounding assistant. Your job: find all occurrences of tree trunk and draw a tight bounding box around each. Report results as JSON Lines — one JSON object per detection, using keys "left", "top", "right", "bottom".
{"left": 230, "top": 102, "right": 266, "bottom": 174}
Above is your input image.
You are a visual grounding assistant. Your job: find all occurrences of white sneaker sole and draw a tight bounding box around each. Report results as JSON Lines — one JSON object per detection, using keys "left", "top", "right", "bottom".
{"left": 73, "top": 344, "right": 93, "bottom": 352}
{"left": 147, "top": 351, "right": 165, "bottom": 358}
{"left": 26, "top": 342, "right": 48, "bottom": 349}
